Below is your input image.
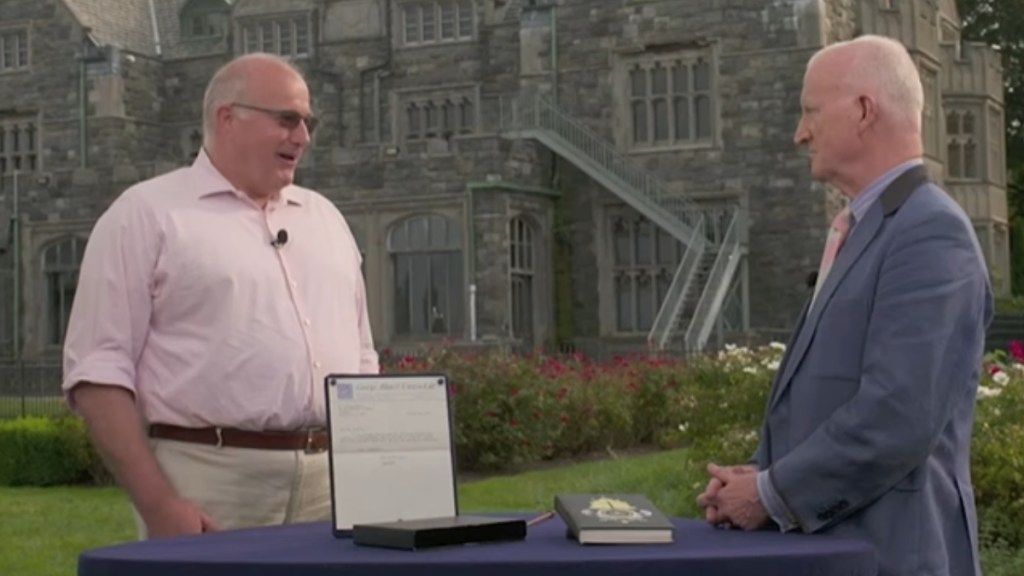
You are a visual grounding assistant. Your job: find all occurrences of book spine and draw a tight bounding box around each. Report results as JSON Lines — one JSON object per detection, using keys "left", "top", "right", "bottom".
{"left": 554, "top": 498, "right": 580, "bottom": 535}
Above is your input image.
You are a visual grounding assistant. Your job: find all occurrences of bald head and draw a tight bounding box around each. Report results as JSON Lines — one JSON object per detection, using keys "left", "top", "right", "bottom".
{"left": 794, "top": 35, "right": 926, "bottom": 197}
{"left": 199, "top": 53, "right": 313, "bottom": 203}
{"left": 202, "top": 53, "right": 306, "bottom": 148}
{"left": 808, "top": 35, "right": 924, "bottom": 131}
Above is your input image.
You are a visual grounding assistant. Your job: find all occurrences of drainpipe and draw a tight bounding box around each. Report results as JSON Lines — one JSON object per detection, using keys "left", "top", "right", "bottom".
{"left": 11, "top": 170, "right": 20, "bottom": 361}
{"left": 550, "top": 5, "right": 557, "bottom": 105}
{"left": 548, "top": 5, "right": 563, "bottom": 348}
{"left": 147, "top": 0, "right": 162, "bottom": 56}
{"left": 469, "top": 284, "right": 477, "bottom": 341}
{"left": 78, "top": 37, "right": 88, "bottom": 168}
{"left": 360, "top": 0, "right": 393, "bottom": 142}
{"left": 315, "top": 6, "right": 345, "bottom": 146}
{"left": 465, "top": 184, "right": 476, "bottom": 341}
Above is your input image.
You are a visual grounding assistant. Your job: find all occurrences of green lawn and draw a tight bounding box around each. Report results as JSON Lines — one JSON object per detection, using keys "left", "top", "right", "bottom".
{"left": 1, "top": 449, "right": 1022, "bottom": 576}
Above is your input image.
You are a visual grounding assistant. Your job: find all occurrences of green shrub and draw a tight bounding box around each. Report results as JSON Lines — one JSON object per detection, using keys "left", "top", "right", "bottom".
{"left": 678, "top": 346, "right": 776, "bottom": 466}
{"left": 382, "top": 340, "right": 1024, "bottom": 549}
{"left": 994, "top": 295, "right": 1024, "bottom": 314}
{"left": 972, "top": 353, "right": 1024, "bottom": 549}
{"left": 8, "top": 339, "right": 1024, "bottom": 551}
{"left": 383, "top": 345, "right": 779, "bottom": 472}
{"left": 0, "top": 416, "right": 94, "bottom": 486}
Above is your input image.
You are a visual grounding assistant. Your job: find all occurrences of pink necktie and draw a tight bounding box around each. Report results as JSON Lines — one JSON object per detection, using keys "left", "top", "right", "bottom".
{"left": 811, "top": 207, "right": 851, "bottom": 308}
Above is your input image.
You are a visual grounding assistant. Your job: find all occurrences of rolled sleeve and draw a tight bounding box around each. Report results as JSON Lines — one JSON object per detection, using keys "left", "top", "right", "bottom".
{"left": 62, "top": 191, "right": 159, "bottom": 406}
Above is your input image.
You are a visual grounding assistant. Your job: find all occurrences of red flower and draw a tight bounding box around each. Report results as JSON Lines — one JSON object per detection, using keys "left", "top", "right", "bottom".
{"left": 1010, "top": 341, "right": 1024, "bottom": 363}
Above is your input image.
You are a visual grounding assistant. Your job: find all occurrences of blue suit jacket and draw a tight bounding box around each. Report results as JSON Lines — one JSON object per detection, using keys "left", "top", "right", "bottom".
{"left": 754, "top": 166, "right": 993, "bottom": 576}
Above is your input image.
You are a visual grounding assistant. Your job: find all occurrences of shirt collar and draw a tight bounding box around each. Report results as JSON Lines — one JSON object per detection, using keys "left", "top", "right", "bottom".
{"left": 190, "top": 148, "right": 303, "bottom": 207}
{"left": 848, "top": 158, "right": 924, "bottom": 226}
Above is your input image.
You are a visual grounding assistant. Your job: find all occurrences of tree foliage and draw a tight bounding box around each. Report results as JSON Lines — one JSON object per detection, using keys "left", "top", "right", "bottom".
{"left": 956, "top": 0, "right": 1023, "bottom": 199}
{"left": 957, "top": 0, "right": 1024, "bottom": 294}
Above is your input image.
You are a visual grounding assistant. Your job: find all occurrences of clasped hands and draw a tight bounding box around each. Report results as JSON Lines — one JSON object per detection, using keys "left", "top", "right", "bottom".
{"left": 696, "top": 463, "right": 769, "bottom": 531}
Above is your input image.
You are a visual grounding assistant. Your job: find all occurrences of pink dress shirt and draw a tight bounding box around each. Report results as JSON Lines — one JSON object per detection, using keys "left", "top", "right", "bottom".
{"left": 62, "top": 150, "right": 379, "bottom": 431}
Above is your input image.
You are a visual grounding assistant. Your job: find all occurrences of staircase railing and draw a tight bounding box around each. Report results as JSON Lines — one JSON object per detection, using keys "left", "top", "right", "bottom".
{"left": 684, "top": 206, "right": 744, "bottom": 354}
{"left": 502, "top": 93, "right": 704, "bottom": 242}
{"left": 647, "top": 219, "right": 705, "bottom": 351}
{"left": 496, "top": 91, "right": 747, "bottom": 354}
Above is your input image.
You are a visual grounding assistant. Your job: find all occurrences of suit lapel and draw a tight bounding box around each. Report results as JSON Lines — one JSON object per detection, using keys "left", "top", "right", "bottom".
{"left": 769, "top": 165, "right": 929, "bottom": 411}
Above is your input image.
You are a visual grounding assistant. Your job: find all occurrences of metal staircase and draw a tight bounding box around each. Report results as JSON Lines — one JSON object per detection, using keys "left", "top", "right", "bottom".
{"left": 499, "top": 93, "right": 744, "bottom": 353}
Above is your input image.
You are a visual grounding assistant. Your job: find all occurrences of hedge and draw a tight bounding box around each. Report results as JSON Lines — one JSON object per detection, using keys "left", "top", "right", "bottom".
{"left": 2, "top": 342, "right": 1021, "bottom": 546}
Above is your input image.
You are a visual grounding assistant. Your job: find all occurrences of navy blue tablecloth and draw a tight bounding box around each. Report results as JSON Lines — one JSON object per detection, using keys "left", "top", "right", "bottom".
{"left": 79, "top": 515, "right": 878, "bottom": 576}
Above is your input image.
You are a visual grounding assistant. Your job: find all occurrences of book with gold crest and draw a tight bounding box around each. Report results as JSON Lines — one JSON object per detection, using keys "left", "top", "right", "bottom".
{"left": 554, "top": 493, "right": 674, "bottom": 544}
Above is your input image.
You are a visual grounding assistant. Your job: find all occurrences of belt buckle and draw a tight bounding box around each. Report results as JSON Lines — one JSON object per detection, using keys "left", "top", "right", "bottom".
{"left": 304, "top": 429, "right": 325, "bottom": 454}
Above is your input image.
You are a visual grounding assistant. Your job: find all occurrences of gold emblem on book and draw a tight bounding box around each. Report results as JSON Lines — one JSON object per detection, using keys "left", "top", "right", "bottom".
{"left": 581, "top": 496, "right": 653, "bottom": 524}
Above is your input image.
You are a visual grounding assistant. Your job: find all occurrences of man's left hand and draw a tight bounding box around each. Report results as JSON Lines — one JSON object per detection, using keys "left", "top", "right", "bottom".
{"left": 706, "top": 463, "right": 769, "bottom": 530}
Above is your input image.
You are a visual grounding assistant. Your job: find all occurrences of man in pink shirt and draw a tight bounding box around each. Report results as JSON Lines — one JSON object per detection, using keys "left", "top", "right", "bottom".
{"left": 62, "top": 53, "right": 379, "bottom": 539}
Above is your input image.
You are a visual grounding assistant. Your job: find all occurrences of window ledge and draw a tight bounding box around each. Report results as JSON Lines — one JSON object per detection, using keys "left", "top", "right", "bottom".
{"left": 627, "top": 141, "right": 718, "bottom": 155}
{"left": 396, "top": 38, "right": 476, "bottom": 50}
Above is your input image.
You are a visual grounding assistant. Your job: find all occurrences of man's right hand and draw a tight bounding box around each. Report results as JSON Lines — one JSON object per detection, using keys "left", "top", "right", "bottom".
{"left": 696, "top": 463, "right": 758, "bottom": 525}
{"left": 72, "top": 385, "right": 219, "bottom": 540}
{"left": 142, "top": 497, "right": 220, "bottom": 539}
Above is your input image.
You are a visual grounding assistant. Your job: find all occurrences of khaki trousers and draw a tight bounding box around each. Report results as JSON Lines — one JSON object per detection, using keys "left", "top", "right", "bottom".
{"left": 133, "top": 438, "right": 331, "bottom": 540}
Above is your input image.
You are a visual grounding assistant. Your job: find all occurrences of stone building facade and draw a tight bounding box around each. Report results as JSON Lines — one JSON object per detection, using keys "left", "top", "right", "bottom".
{"left": 0, "top": 0, "right": 1010, "bottom": 360}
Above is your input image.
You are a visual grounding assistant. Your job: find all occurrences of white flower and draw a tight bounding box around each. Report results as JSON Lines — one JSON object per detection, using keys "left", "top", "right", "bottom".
{"left": 978, "top": 386, "right": 1002, "bottom": 398}
{"left": 678, "top": 423, "right": 689, "bottom": 432}
{"left": 992, "top": 371, "right": 1010, "bottom": 387}
{"left": 743, "top": 366, "right": 758, "bottom": 374}
{"left": 769, "top": 342, "right": 786, "bottom": 351}
{"left": 763, "top": 360, "right": 780, "bottom": 371}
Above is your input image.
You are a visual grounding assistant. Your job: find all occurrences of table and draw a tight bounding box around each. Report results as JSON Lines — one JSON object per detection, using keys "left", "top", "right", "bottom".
{"left": 79, "top": 515, "right": 878, "bottom": 576}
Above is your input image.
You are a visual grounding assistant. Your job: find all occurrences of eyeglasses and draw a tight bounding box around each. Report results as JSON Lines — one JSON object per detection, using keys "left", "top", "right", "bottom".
{"left": 230, "top": 103, "right": 318, "bottom": 135}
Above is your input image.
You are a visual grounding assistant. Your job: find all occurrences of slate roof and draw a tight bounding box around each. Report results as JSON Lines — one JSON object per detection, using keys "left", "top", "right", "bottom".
{"left": 59, "top": 0, "right": 239, "bottom": 58}
{"left": 62, "top": 0, "right": 159, "bottom": 56}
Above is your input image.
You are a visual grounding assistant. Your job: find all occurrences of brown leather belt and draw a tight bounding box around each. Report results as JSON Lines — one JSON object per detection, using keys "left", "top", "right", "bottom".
{"left": 149, "top": 423, "right": 329, "bottom": 454}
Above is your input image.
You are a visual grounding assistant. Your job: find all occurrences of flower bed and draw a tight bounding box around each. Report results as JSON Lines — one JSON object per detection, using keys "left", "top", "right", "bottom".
{"left": 383, "top": 343, "right": 781, "bottom": 472}
{"left": 384, "top": 341, "right": 1024, "bottom": 547}
{"left": 2, "top": 341, "right": 1021, "bottom": 546}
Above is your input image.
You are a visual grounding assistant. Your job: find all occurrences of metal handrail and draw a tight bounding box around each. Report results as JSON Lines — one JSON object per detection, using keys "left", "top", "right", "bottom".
{"left": 685, "top": 206, "right": 743, "bottom": 353}
{"left": 647, "top": 220, "right": 705, "bottom": 350}
{"left": 505, "top": 94, "right": 704, "bottom": 234}
{"left": 497, "top": 92, "right": 746, "bottom": 353}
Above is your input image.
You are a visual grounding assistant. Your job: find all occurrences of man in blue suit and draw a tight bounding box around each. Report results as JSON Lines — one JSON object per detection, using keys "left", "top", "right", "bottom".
{"left": 696, "top": 35, "right": 993, "bottom": 576}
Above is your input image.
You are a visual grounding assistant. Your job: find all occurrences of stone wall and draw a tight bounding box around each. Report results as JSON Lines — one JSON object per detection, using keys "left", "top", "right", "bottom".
{"left": 0, "top": 0, "right": 90, "bottom": 176}
{"left": 0, "top": 0, "right": 1010, "bottom": 355}
{"left": 528, "top": 0, "right": 834, "bottom": 333}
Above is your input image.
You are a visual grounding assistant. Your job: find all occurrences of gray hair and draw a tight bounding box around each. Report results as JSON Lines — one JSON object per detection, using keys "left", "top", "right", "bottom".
{"left": 810, "top": 35, "right": 925, "bottom": 129}
{"left": 201, "top": 53, "right": 304, "bottom": 149}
